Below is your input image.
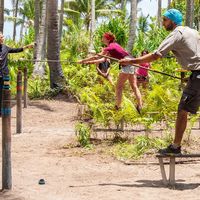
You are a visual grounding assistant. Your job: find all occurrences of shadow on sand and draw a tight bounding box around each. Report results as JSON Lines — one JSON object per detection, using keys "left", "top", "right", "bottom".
{"left": 69, "top": 179, "right": 200, "bottom": 191}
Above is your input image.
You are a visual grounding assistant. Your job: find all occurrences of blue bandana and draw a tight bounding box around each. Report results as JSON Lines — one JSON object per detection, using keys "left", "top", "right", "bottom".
{"left": 163, "top": 9, "right": 183, "bottom": 25}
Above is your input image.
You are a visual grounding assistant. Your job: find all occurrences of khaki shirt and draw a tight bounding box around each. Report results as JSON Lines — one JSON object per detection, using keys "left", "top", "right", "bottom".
{"left": 154, "top": 26, "right": 200, "bottom": 71}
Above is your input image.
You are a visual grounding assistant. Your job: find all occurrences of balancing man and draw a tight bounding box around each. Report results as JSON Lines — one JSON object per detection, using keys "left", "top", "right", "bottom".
{"left": 120, "top": 9, "right": 200, "bottom": 155}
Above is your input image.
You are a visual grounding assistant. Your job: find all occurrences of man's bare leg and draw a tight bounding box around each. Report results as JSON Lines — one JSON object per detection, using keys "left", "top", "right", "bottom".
{"left": 173, "top": 109, "right": 188, "bottom": 146}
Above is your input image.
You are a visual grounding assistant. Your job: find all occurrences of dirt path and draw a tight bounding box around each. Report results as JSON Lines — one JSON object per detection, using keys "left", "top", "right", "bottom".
{"left": 0, "top": 99, "right": 200, "bottom": 200}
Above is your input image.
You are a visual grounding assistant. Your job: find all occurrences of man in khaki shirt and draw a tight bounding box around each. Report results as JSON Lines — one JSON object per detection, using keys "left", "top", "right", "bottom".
{"left": 120, "top": 9, "right": 200, "bottom": 155}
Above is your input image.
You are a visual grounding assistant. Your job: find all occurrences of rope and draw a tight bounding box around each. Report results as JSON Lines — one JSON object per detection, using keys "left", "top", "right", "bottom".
{"left": 91, "top": 52, "right": 182, "bottom": 80}
{"left": 17, "top": 58, "right": 77, "bottom": 64}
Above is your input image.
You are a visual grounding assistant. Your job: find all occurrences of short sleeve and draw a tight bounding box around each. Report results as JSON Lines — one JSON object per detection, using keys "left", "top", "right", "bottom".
{"left": 154, "top": 30, "right": 182, "bottom": 57}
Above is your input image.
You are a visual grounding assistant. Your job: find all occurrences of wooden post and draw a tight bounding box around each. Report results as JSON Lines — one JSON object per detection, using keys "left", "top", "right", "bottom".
{"left": 169, "top": 157, "right": 176, "bottom": 186}
{"left": 16, "top": 69, "right": 22, "bottom": 134}
{"left": 158, "top": 158, "right": 168, "bottom": 185}
{"left": 23, "top": 67, "right": 28, "bottom": 108}
{"left": 2, "top": 75, "right": 12, "bottom": 190}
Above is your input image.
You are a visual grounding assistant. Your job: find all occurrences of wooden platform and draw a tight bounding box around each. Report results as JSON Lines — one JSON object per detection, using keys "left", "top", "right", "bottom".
{"left": 156, "top": 154, "right": 200, "bottom": 187}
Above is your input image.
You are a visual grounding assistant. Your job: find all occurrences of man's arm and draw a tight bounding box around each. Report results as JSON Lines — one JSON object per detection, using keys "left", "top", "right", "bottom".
{"left": 119, "top": 53, "right": 161, "bottom": 65}
{"left": 8, "top": 43, "right": 34, "bottom": 53}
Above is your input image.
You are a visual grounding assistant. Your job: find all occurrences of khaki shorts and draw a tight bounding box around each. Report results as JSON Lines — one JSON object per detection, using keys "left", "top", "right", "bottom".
{"left": 121, "top": 65, "right": 135, "bottom": 74}
{"left": 178, "top": 71, "right": 200, "bottom": 114}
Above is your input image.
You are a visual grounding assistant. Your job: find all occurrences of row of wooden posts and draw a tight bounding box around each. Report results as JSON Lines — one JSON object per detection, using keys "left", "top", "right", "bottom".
{"left": 2, "top": 67, "right": 28, "bottom": 190}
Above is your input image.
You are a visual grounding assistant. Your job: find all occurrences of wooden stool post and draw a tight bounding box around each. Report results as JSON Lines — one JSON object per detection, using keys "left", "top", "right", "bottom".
{"left": 23, "top": 67, "right": 28, "bottom": 108}
{"left": 16, "top": 69, "right": 23, "bottom": 134}
{"left": 157, "top": 154, "right": 200, "bottom": 187}
{"left": 2, "top": 75, "right": 12, "bottom": 190}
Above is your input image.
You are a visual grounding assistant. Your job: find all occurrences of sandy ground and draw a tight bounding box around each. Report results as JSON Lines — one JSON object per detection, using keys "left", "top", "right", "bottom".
{"left": 0, "top": 98, "right": 200, "bottom": 200}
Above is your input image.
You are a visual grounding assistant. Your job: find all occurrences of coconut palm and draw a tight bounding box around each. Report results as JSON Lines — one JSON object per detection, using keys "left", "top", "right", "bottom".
{"left": 167, "top": 0, "right": 171, "bottom": 9}
{"left": 47, "top": 0, "right": 65, "bottom": 89}
{"left": 186, "top": 0, "right": 194, "bottom": 28}
{"left": 157, "top": 0, "right": 162, "bottom": 27}
{"left": 65, "top": 0, "right": 122, "bottom": 31}
{"left": 34, "top": 0, "right": 40, "bottom": 56}
{"left": 33, "top": 0, "right": 47, "bottom": 77}
{"left": 59, "top": 0, "right": 65, "bottom": 38}
{"left": 0, "top": 0, "right": 4, "bottom": 32}
{"left": 12, "top": 0, "right": 19, "bottom": 41}
{"left": 127, "top": 0, "right": 137, "bottom": 53}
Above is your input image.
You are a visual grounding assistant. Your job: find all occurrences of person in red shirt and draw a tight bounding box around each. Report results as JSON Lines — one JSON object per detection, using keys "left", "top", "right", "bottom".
{"left": 78, "top": 32, "right": 143, "bottom": 113}
{"left": 136, "top": 50, "right": 151, "bottom": 88}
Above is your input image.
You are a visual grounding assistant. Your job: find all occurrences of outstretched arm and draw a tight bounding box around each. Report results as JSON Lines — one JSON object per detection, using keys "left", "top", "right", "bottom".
{"left": 83, "top": 57, "right": 106, "bottom": 64}
{"left": 8, "top": 42, "right": 34, "bottom": 53}
{"left": 119, "top": 53, "right": 161, "bottom": 65}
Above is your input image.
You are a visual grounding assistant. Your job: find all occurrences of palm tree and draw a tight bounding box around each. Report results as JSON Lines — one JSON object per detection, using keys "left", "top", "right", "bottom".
{"left": 157, "top": 0, "right": 162, "bottom": 27}
{"left": 194, "top": 0, "right": 200, "bottom": 30}
{"left": 33, "top": 0, "right": 47, "bottom": 77}
{"left": 65, "top": 0, "right": 121, "bottom": 30}
{"left": 127, "top": 0, "right": 137, "bottom": 53}
{"left": 59, "top": 0, "right": 65, "bottom": 38}
{"left": 47, "top": 0, "right": 65, "bottom": 89}
{"left": 34, "top": 0, "right": 40, "bottom": 57}
{"left": 167, "top": 0, "right": 171, "bottom": 9}
{"left": 0, "top": 0, "right": 4, "bottom": 32}
{"left": 89, "top": 0, "right": 95, "bottom": 51}
{"left": 12, "top": 0, "right": 19, "bottom": 41}
{"left": 186, "top": 0, "right": 194, "bottom": 28}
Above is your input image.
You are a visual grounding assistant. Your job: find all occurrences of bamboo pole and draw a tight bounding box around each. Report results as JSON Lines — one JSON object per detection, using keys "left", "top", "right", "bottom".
{"left": 23, "top": 67, "right": 28, "bottom": 108}
{"left": 91, "top": 52, "right": 182, "bottom": 80}
{"left": 2, "top": 75, "right": 12, "bottom": 190}
{"left": 16, "top": 69, "right": 23, "bottom": 134}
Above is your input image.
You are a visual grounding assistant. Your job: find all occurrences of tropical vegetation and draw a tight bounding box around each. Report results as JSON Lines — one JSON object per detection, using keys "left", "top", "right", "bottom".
{"left": 1, "top": 0, "right": 200, "bottom": 159}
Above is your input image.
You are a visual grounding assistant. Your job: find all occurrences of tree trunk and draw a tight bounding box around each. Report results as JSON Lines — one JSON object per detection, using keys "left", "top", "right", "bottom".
{"left": 186, "top": 0, "right": 194, "bottom": 28}
{"left": 0, "top": 0, "right": 4, "bottom": 33}
{"left": 121, "top": 0, "right": 126, "bottom": 10}
{"left": 157, "top": 0, "right": 162, "bottom": 27}
{"left": 33, "top": 0, "right": 47, "bottom": 77}
{"left": 47, "top": 0, "right": 65, "bottom": 89}
{"left": 13, "top": 0, "right": 19, "bottom": 41}
{"left": 59, "top": 0, "right": 64, "bottom": 38}
{"left": 89, "top": 0, "right": 95, "bottom": 52}
{"left": 167, "top": 0, "right": 171, "bottom": 9}
{"left": 34, "top": 0, "right": 40, "bottom": 58}
{"left": 127, "top": 0, "right": 137, "bottom": 53}
{"left": 20, "top": 15, "right": 25, "bottom": 40}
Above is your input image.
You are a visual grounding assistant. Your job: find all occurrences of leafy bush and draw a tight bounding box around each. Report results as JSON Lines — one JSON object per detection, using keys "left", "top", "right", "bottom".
{"left": 75, "top": 122, "right": 92, "bottom": 147}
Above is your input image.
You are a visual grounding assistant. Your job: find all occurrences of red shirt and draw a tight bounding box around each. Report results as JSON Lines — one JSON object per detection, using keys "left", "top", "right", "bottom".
{"left": 136, "top": 63, "right": 151, "bottom": 77}
{"left": 104, "top": 42, "right": 129, "bottom": 60}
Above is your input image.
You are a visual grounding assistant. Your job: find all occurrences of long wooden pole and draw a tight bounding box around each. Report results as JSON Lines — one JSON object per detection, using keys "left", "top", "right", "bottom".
{"left": 2, "top": 75, "right": 12, "bottom": 190}
{"left": 16, "top": 69, "right": 22, "bottom": 134}
{"left": 23, "top": 67, "right": 28, "bottom": 108}
{"left": 91, "top": 53, "right": 182, "bottom": 80}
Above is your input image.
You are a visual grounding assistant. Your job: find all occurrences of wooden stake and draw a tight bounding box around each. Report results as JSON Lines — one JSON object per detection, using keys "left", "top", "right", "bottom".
{"left": 2, "top": 75, "right": 12, "bottom": 190}
{"left": 16, "top": 70, "right": 23, "bottom": 134}
{"left": 23, "top": 67, "right": 28, "bottom": 108}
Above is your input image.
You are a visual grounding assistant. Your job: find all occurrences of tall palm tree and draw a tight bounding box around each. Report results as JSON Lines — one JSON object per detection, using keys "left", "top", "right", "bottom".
{"left": 89, "top": 0, "right": 95, "bottom": 51}
{"left": 66, "top": 0, "right": 121, "bottom": 30}
{"left": 33, "top": 0, "right": 47, "bottom": 77}
{"left": 59, "top": 0, "right": 65, "bottom": 38}
{"left": 12, "top": 0, "right": 19, "bottom": 41}
{"left": 47, "top": 0, "right": 65, "bottom": 89}
{"left": 34, "top": 0, "right": 40, "bottom": 57}
{"left": 186, "top": 0, "right": 194, "bottom": 28}
{"left": 0, "top": 0, "right": 4, "bottom": 32}
{"left": 157, "top": 0, "right": 162, "bottom": 27}
{"left": 127, "top": 0, "right": 137, "bottom": 53}
{"left": 194, "top": 0, "right": 200, "bottom": 30}
{"left": 167, "top": 0, "right": 171, "bottom": 9}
